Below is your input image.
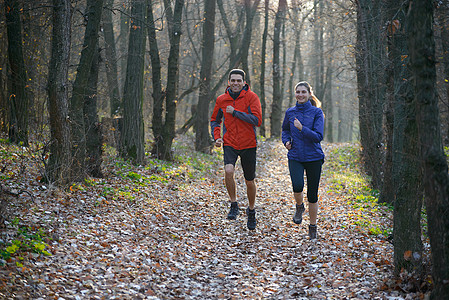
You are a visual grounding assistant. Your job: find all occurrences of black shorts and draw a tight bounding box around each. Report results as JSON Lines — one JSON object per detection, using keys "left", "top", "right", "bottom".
{"left": 223, "top": 146, "right": 257, "bottom": 181}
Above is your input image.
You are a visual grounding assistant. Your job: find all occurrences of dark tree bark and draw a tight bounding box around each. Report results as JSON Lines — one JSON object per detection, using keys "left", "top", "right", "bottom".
{"left": 47, "top": 0, "right": 72, "bottom": 185}
{"left": 408, "top": 0, "right": 449, "bottom": 297}
{"left": 120, "top": 0, "right": 146, "bottom": 164}
{"left": 0, "top": 64, "right": 6, "bottom": 134}
{"left": 161, "top": 0, "right": 184, "bottom": 160}
{"left": 70, "top": 0, "right": 104, "bottom": 181}
{"left": 119, "top": 2, "right": 129, "bottom": 90}
{"left": 147, "top": 0, "right": 164, "bottom": 158}
{"left": 217, "top": 0, "right": 243, "bottom": 70}
{"left": 258, "top": 0, "right": 269, "bottom": 137}
{"left": 152, "top": 0, "right": 184, "bottom": 161}
{"left": 270, "top": 0, "right": 287, "bottom": 138}
{"left": 324, "top": 22, "right": 335, "bottom": 142}
{"left": 386, "top": 2, "right": 423, "bottom": 276}
{"left": 355, "top": 0, "right": 386, "bottom": 191}
{"left": 5, "top": 0, "right": 29, "bottom": 146}
{"left": 288, "top": 0, "right": 310, "bottom": 107}
{"left": 195, "top": 0, "right": 215, "bottom": 153}
{"left": 436, "top": 2, "right": 449, "bottom": 145}
{"left": 217, "top": 0, "right": 259, "bottom": 75}
{"left": 103, "top": 0, "right": 121, "bottom": 117}
{"left": 84, "top": 46, "right": 103, "bottom": 178}
{"left": 313, "top": 0, "right": 324, "bottom": 100}
{"left": 240, "top": 0, "right": 261, "bottom": 84}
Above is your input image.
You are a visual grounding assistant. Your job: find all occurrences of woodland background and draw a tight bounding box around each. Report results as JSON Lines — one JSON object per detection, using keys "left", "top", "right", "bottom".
{"left": 0, "top": 0, "right": 449, "bottom": 298}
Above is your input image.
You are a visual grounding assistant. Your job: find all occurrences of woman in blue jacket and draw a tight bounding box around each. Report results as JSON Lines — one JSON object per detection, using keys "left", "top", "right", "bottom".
{"left": 281, "top": 81, "right": 325, "bottom": 239}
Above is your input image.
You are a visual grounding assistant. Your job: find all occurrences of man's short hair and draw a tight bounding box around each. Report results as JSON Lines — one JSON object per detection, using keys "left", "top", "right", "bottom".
{"left": 229, "top": 69, "right": 246, "bottom": 81}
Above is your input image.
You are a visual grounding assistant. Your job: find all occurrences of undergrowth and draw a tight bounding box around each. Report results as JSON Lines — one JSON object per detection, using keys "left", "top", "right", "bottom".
{"left": 324, "top": 143, "right": 392, "bottom": 238}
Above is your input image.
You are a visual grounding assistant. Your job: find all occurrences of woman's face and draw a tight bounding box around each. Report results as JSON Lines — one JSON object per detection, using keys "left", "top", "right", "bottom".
{"left": 295, "top": 85, "right": 310, "bottom": 104}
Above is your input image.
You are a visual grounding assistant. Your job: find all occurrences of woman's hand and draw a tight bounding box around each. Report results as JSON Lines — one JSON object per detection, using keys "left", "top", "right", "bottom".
{"left": 285, "top": 141, "right": 292, "bottom": 150}
{"left": 294, "top": 118, "right": 303, "bottom": 131}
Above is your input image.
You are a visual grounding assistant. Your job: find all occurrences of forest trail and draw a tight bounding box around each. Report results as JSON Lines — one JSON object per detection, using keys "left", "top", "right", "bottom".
{"left": 1, "top": 139, "right": 402, "bottom": 299}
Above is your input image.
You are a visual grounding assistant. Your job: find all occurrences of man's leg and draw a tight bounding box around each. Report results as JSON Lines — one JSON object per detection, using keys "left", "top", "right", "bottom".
{"left": 225, "top": 163, "right": 239, "bottom": 220}
{"left": 241, "top": 148, "right": 257, "bottom": 230}
{"left": 225, "top": 164, "right": 236, "bottom": 202}
{"left": 245, "top": 179, "right": 256, "bottom": 210}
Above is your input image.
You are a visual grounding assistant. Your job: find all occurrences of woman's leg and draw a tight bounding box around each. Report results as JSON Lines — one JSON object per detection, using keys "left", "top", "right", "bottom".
{"left": 304, "top": 160, "right": 323, "bottom": 226}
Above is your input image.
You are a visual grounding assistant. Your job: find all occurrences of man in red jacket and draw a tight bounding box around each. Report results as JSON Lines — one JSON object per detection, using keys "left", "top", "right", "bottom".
{"left": 210, "top": 69, "right": 262, "bottom": 230}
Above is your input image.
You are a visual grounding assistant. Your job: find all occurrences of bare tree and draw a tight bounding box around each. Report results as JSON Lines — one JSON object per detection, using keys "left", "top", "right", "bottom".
{"left": 103, "top": 0, "right": 121, "bottom": 116}
{"left": 5, "top": 0, "right": 29, "bottom": 146}
{"left": 355, "top": 0, "right": 386, "bottom": 191}
{"left": 270, "top": 0, "right": 287, "bottom": 138}
{"left": 195, "top": 0, "right": 216, "bottom": 153}
{"left": 121, "top": 0, "right": 146, "bottom": 164}
{"left": 70, "top": 0, "right": 104, "bottom": 181}
{"left": 258, "top": 0, "right": 269, "bottom": 136}
{"left": 46, "top": 0, "right": 72, "bottom": 185}
{"left": 408, "top": 0, "right": 449, "bottom": 297}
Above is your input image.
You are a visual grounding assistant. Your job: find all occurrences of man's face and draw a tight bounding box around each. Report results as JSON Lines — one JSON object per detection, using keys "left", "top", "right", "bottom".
{"left": 228, "top": 74, "right": 245, "bottom": 93}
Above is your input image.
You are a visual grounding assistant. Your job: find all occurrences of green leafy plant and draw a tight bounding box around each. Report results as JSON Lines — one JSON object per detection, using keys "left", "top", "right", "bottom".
{"left": 0, "top": 218, "right": 51, "bottom": 266}
{"left": 325, "top": 144, "right": 391, "bottom": 238}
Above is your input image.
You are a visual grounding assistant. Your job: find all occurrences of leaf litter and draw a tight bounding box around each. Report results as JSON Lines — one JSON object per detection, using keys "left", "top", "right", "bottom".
{"left": 0, "top": 138, "right": 427, "bottom": 299}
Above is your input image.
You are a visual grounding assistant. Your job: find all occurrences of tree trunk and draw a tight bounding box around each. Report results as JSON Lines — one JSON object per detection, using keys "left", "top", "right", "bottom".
{"left": 84, "top": 46, "right": 103, "bottom": 178}
{"left": 103, "top": 0, "right": 121, "bottom": 117}
{"left": 119, "top": 2, "right": 129, "bottom": 91}
{"left": 259, "top": 0, "right": 269, "bottom": 137}
{"left": 147, "top": 0, "right": 164, "bottom": 158}
{"left": 436, "top": 2, "right": 449, "bottom": 145}
{"left": 153, "top": 0, "right": 184, "bottom": 161}
{"left": 217, "top": 0, "right": 241, "bottom": 70}
{"left": 313, "top": 0, "right": 325, "bottom": 100}
{"left": 239, "top": 0, "right": 261, "bottom": 85}
{"left": 47, "top": 0, "right": 72, "bottom": 185}
{"left": 270, "top": 0, "right": 287, "bottom": 138}
{"left": 195, "top": 0, "right": 215, "bottom": 153}
{"left": 288, "top": 0, "right": 309, "bottom": 107}
{"left": 70, "top": 0, "right": 104, "bottom": 181}
{"left": 381, "top": 10, "right": 395, "bottom": 206}
{"left": 120, "top": 0, "right": 146, "bottom": 164}
{"left": 355, "top": 0, "right": 386, "bottom": 191}
{"left": 388, "top": 2, "right": 423, "bottom": 276}
{"left": 0, "top": 65, "right": 6, "bottom": 134}
{"left": 5, "top": 0, "right": 29, "bottom": 146}
{"left": 324, "top": 23, "right": 335, "bottom": 142}
{"left": 408, "top": 0, "right": 449, "bottom": 297}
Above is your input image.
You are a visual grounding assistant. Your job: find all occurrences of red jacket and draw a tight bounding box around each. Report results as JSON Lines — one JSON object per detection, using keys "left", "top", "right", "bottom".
{"left": 210, "top": 85, "right": 262, "bottom": 150}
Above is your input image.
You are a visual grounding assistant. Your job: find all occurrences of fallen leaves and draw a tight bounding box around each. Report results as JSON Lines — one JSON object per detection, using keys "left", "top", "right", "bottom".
{"left": 0, "top": 139, "right": 430, "bottom": 299}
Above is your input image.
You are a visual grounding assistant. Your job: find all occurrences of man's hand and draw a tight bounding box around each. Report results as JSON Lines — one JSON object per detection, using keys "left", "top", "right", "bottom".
{"left": 285, "top": 141, "right": 292, "bottom": 150}
{"left": 226, "top": 105, "right": 235, "bottom": 114}
{"left": 215, "top": 138, "right": 223, "bottom": 148}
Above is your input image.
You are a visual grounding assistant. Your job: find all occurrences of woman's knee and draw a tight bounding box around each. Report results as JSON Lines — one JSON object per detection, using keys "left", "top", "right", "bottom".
{"left": 292, "top": 184, "right": 304, "bottom": 193}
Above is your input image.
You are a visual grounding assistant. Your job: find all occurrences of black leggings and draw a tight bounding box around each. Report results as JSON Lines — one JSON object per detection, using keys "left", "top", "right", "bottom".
{"left": 288, "top": 159, "right": 323, "bottom": 203}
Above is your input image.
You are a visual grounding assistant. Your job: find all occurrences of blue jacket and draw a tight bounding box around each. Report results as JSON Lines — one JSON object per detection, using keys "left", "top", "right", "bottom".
{"left": 281, "top": 101, "right": 325, "bottom": 162}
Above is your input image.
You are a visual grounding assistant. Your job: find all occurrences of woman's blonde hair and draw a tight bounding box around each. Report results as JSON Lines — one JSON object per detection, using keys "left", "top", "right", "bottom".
{"left": 295, "top": 81, "right": 322, "bottom": 108}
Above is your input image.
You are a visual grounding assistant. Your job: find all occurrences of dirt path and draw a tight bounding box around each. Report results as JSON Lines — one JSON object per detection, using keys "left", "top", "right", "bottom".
{"left": 1, "top": 140, "right": 400, "bottom": 299}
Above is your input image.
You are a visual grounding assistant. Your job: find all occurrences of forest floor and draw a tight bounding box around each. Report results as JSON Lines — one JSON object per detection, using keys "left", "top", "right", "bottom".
{"left": 0, "top": 136, "right": 432, "bottom": 299}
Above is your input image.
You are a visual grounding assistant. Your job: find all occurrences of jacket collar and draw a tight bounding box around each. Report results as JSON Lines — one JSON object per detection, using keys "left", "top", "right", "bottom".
{"left": 296, "top": 100, "right": 312, "bottom": 110}
{"left": 226, "top": 84, "right": 250, "bottom": 99}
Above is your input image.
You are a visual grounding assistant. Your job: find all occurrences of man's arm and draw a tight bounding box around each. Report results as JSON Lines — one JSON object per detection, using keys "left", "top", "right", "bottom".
{"left": 210, "top": 103, "right": 223, "bottom": 141}
{"left": 230, "top": 94, "right": 262, "bottom": 126}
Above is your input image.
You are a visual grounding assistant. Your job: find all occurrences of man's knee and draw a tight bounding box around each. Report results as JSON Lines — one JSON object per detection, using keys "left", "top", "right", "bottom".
{"left": 225, "top": 164, "right": 235, "bottom": 176}
{"left": 245, "top": 179, "right": 256, "bottom": 187}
